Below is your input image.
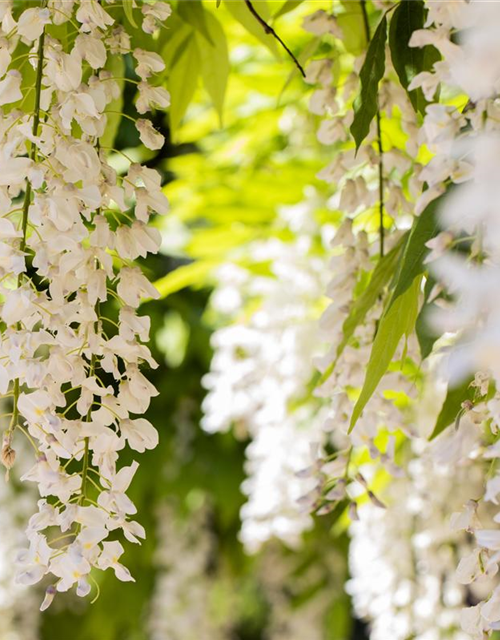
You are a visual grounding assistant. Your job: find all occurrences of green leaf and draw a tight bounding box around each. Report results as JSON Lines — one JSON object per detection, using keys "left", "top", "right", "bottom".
{"left": 224, "top": 0, "right": 280, "bottom": 58}
{"left": 430, "top": 377, "right": 474, "bottom": 440}
{"left": 100, "top": 55, "right": 124, "bottom": 148}
{"left": 123, "top": 0, "right": 138, "bottom": 28}
{"left": 350, "top": 15, "right": 387, "bottom": 151}
{"left": 153, "top": 260, "right": 217, "bottom": 299}
{"left": 337, "top": 237, "right": 405, "bottom": 360}
{"left": 389, "top": 0, "right": 439, "bottom": 114}
{"left": 196, "top": 12, "right": 229, "bottom": 125}
{"left": 161, "top": 16, "right": 193, "bottom": 71}
{"left": 349, "top": 275, "right": 421, "bottom": 433}
{"left": 386, "top": 191, "right": 443, "bottom": 312}
{"left": 337, "top": 1, "right": 368, "bottom": 56}
{"left": 415, "top": 275, "right": 439, "bottom": 359}
{"left": 316, "top": 236, "right": 405, "bottom": 390}
{"left": 273, "top": 0, "right": 304, "bottom": 20}
{"left": 178, "top": 0, "right": 214, "bottom": 45}
{"left": 168, "top": 36, "right": 201, "bottom": 135}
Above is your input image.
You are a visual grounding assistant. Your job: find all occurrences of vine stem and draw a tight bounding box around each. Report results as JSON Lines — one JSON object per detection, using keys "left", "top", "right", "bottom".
{"left": 78, "top": 352, "right": 96, "bottom": 506}
{"left": 243, "top": 0, "right": 306, "bottom": 78}
{"left": 19, "top": 30, "right": 45, "bottom": 260}
{"left": 79, "top": 119, "right": 104, "bottom": 505}
{"left": 11, "top": 28, "right": 46, "bottom": 436}
{"left": 360, "top": 0, "right": 385, "bottom": 258}
{"left": 78, "top": 303, "right": 100, "bottom": 505}
{"left": 79, "top": 432, "right": 90, "bottom": 503}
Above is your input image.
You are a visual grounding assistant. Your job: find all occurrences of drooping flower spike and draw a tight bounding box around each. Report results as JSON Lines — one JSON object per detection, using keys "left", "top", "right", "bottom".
{"left": 0, "top": 0, "right": 170, "bottom": 608}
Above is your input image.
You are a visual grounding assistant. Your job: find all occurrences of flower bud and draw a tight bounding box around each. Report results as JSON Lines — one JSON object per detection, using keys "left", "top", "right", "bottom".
{"left": 368, "top": 490, "right": 387, "bottom": 510}
{"left": 1, "top": 432, "right": 15, "bottom": 479}
{"left": 40, "top": 585, "right": 56, "bottom": 612}
{"left": 1, "top": 444, "right": 15, "bottom": 470}
{"left": 348, "top": 502, "right": 360, "bottom": 521}
{"left": 316, "top": 501, "right": 337, "bottom": 516}
{"left": 462, "top": 400, "right": 474, "bottom": 412}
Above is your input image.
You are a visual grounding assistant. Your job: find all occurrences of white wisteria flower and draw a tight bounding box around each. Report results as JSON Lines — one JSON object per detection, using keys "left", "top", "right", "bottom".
{"left": 0, "top": 0, "right": 170, "bottom": 609}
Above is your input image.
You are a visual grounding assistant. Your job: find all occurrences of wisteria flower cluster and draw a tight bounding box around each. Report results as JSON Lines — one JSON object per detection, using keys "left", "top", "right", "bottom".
{"left": 409, "top": 3, "right": 500, "bottom": 635}
{"left": 296, "top": 1, "right": 500, "bottom": 638}
{"left": 304, "top": 3, "right": 421, "bottom": 515}
{"left": 0, "top": 0, "right": 169, "bottom": 609}
{"left": 8, "top": 0, "right": 500, "bottom": 633}
{"left": 201, "top": 199, "right": 330, "bottom": 552}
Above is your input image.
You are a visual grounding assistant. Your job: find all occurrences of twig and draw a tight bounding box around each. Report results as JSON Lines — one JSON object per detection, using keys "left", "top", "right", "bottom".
{"left": 360, "top": 0, "right": 385, "bottom": 258}
{"left": 243, "top": 0, "right": 306, "bottom": 78}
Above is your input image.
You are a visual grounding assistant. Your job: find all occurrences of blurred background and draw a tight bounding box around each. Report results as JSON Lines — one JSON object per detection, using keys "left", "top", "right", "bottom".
{"left": 1, "top": 2, "right": 364, "bottom": 639}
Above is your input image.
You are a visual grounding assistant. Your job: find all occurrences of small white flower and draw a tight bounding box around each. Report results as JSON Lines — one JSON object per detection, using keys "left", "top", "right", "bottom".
{"left": 120, "top": 418, "right": 158, "bottom": 453}
{"left": 98, "top": 461, "right": 139, "bottom": 516}
{"left": 97, "top": 541, "right": 134, "bottom": 582}
{"left": 450, "top": 499, "right": 480, "bottom": 532}
{"left": 17, "top": 7, "right": 51, "bottom": 42}
{"left": 136, "top": 118, "right": 165, "bottom": 150}
{"left": 40, "top": 585, "right": 57, "bottom": 612}
{"left": 0, "top": 70, "right": 22, "bottom": 106}
{"left": 141, "top": 1, "right": 171, "bottom": 34}
{"left": 0, "top": 157, "right": 33, "bottom": 186}
{"left": 50, "top": 544, "right": 91, "bottom": 595}
{"left": 15, "top": 533, "right": 52, "bottom": 585}
{"left": 74, "top": 33, "right": 107, "bottom": 69}
{"left": 76, "top": 0, "right": 114, "bottom": 32}
{"left": 302, "top": 10, "right": 340, "bottom": 37}
{"left": 476, "top": 530, "right": 500, "bottom": 550}
{"left": 456, "top": 548, "right": 482, "bottom": 584}
{"left": 132, "top": 49, "right": 165, "bottom": 79}
{"left": 117, "top": 267, "right": 159, "bottom": 307}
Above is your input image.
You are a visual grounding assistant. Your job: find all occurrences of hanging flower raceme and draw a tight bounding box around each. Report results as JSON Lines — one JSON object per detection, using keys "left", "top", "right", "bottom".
{"left": 0, "top": 0, "right": 170, "bottom": 608}
{"left": 201, "top": 200, "right": 331, "bottom": 552}
{"left": 305, "top": 0, "right": 500, "bottom": 637}
{"left": 301, "top": 3, "right": 422, "bottom": 518}
{"left": 408, "top": 2, "right": 500, "bottom": 635}
{"left": 348, "top": 445, "right": 492, "bottom": 640}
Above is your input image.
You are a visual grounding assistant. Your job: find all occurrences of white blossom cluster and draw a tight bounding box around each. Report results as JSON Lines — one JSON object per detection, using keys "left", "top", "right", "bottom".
{"left": 201, "top": 201, "right": 330, "bottom": 552}
{"left": 0, "top": 0, "right": 169, "bottom": 609}
{"left": 304, "top": 7, "right": 420, "bottom": 214}
{"left": 302, "top": 5, "right": 421, "bottom": 514}
{"left": 315, "top": 219, "right": 416, "bottom": 450}
{"left": 404, "top": 2, "right": 500, "bottom": 635}
{"left": 348, "top": 446, "right": 492, "bottom": 640}
{"left": 301, "top": 1, "right": 500, "bottom": 638}
{"left": 409, "top": 1, "right": 500, "bottom": 388}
